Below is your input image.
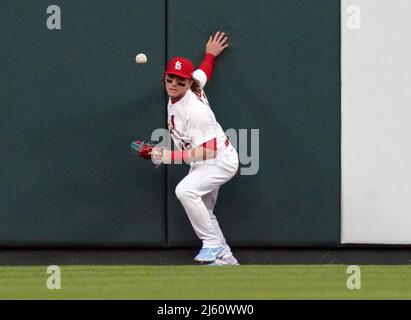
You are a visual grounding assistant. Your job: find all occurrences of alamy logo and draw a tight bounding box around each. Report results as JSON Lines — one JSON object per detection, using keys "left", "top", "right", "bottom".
{"left": 46, "top": 265, "right": 61, "bottom": 290}
{"left": 150, "top": 128, "right": 260, "bottom": 175}
{"left": 46, "top": 5, "right": 61, "bottom": 30}
{"left": 175, "top": 61, "right": 182, "bottom": 70}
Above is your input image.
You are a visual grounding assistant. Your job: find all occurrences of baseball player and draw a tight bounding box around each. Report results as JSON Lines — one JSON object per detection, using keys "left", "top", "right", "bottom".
{"left": 133, "top": 31, "right": 239, "bottom": 266}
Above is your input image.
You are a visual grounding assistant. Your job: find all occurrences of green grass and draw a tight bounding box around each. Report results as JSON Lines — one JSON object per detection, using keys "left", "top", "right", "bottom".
{"left": 0, "top": 265, "right": 410, "bottom": 299}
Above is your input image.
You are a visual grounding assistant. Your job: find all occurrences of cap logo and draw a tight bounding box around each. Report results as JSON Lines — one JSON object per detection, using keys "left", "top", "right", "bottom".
{"left": 174, "top": 61, "right": 182, "bottom": 70}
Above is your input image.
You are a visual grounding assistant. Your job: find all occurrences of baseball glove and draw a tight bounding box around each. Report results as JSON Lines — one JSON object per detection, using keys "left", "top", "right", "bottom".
{"left": 130, "top": 140, "right": 156, "bottom": 160}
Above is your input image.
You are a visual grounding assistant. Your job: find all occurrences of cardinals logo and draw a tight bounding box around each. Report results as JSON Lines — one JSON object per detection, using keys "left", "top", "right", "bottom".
{"left": 168, "top": 114, "right": 192, "bottom": 149}
{"left": 168, "top": 115, "right": 175, "bottom": 132}
{"left": 174, "top": 61, "right": 182, "bottom": 70}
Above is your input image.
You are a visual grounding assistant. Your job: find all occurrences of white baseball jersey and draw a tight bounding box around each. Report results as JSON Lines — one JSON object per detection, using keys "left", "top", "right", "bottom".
{"left": 167, "top": 69, "right": 228, "bottom": 164}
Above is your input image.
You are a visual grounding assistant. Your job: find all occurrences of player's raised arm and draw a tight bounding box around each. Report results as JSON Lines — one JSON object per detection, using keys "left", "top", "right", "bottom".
{"left": 193, "top": 31, "right": 229, "bottom": 89}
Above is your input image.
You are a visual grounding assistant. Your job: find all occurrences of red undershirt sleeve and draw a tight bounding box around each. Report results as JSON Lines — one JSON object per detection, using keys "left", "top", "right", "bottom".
{"left": 198, "top": 53, "right": 216, "bottom": 80}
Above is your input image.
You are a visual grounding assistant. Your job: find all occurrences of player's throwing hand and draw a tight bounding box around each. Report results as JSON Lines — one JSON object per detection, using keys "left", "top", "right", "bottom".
{"left": 206, "top": 31, "right": 229, "bottom": 57}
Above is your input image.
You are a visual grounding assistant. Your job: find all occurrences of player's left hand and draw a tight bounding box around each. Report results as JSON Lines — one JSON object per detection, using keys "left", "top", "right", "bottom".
{"left": 206, "top": 31, "right": 229, "bottom": 57}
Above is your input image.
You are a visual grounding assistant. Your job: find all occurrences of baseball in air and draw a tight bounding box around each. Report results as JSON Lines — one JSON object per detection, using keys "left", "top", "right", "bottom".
{"left": 135, "top": 53, "right": 148, "bottom": 64}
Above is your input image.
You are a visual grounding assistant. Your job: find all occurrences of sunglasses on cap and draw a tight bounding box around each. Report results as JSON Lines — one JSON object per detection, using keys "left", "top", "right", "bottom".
{"left": 165, "top": 76, "right": 187, "bottom": 87}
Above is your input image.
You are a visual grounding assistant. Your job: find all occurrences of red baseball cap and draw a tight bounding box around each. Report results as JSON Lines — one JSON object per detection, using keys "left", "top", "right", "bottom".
{"left": 165, "top": 57, "right": 195, "bottom": 79}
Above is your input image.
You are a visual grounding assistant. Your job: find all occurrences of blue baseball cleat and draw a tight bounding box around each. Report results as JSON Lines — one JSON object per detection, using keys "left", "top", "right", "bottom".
{"left": 194, "top": 247, "right": 224, "bottom": 262}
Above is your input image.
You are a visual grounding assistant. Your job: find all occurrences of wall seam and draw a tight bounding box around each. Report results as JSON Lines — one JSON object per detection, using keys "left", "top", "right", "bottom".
{"left": 164, "top": 0, "right": 169, "bottom": 248}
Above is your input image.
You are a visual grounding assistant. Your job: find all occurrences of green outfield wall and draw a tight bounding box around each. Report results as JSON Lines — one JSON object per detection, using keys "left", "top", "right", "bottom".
{"left": 0, "top": 0, "right": 340, "bottom": 247}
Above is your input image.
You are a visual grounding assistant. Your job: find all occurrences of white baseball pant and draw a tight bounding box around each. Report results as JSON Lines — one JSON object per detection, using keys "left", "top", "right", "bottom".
{"left": 175, "top": 144, "right": 239, "bottom": 258}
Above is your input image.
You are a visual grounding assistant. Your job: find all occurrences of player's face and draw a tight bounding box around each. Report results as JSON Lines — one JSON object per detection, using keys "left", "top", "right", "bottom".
{"left": 164, "top": 74, "right": 192, "bottom": 98}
